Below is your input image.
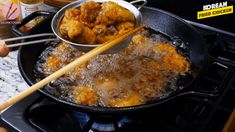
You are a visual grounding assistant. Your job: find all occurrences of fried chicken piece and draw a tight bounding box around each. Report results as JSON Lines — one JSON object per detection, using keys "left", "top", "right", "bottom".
{"left": 96, "top": 1, "right": 135, "bottom": 25}
{"left": 109, "top": 92, "right": 142, "bottom": 107}
{"left": 74, "top": 26, "right": 96, "bottom": 44}
{"left": 60, "top": 20, "right": 83, "bottom": 39}
{"left": 131, "top": 34, "right": 147, "bottom": 49}
{"left": 63, "top": 8, "right": 81, "bottom": 23}
{"left": 94, "top": 77, "right": 119, "bottom": 105}
{"left": 60, "top": 20, "right": 96, "bottom": 44}
{"left": 154, "top": 43, "right": 190, "bottom": 73}
{"left": 60, "top": 8, "right": 81, "bottom": 38}
{"left": 60, "top": 8, "right": 96, "bottom": 44}
{"left": 72, "top": 86, "right": 98, "bottom": 106}
{"left": 93, "top": 24, "right": 117, "bottom": 35}
{"left": 44, "top": 54, "right": 62, "bottom": 72}
{"left": 67, "top": 20, "right": 83, "bottom": 39}
{"left": 96, "top": 34, "right": 116, "bottom": 44}
{"left": 95, "top": 77, "right": 118, "bottom": 91}
{"left": 80, "top": 1, "right": 101, "bottom": 27}
{"left": 56, "top": 43, "right": 73, "bottom": 54}
{"left": 123, "top": 34, "right": 146, "bottom": 55}
{"left": 117, "top": 22, "right": 135, "bottom": 35}
{"left": 93, "top": 24, "right": 117, "bottom": 43}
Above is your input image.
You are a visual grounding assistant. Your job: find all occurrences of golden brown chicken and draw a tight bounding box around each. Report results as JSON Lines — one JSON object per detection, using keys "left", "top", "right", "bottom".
{"left": 116, "top": 22, "right": 135, "bottom": 35}
{"left": 59, "top": 1, "right": 135, "bottom": 44}
{"left": 80, "top": 1, "right": 101, "bottom": 27}
{"left": 62, "top": 8, "right": 81, "bottom": 24}
{"left": 96, "top": 1, "right": 135, "bottom": 25}
{"left": 72, "top": 86, "right": 98, "bottom": 106}
{"left": 154, "top": 43, "right": 190, "bottom": 73}
{"left": 60, "top": 19, "right": 96, "bottom": 44}
{"left": 109, "top": 92, "right": 142, "bottom": 107}
{"left": 43, "top": 54, "right": 62, "bottom": 72}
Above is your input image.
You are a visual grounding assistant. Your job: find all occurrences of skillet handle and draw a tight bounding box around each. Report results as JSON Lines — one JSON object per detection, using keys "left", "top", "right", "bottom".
{"left": 176, "top": 90, "right": 218, "bottom": 98}
{"left": 129, "top": 0, "right": 147, "bottom": 10}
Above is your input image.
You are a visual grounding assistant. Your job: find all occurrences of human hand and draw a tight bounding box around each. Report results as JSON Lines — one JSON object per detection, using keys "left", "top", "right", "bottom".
{"left": 0, "top": 40, "right": 10, "bottom": 57}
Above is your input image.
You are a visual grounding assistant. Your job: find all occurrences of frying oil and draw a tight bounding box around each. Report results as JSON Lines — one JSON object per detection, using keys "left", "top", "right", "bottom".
{"left": 35, "top": 31, "right": 191, "bottom": 107}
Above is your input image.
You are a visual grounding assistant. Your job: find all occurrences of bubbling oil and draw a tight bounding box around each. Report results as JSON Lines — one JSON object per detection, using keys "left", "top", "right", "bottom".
{"left": 35, "top": 30, "right": 191, "bottom": 107}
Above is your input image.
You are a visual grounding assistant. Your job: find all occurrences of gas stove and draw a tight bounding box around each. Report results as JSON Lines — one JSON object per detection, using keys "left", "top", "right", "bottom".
{"left": 1, "top": 1, "right": 235, "bottom": 132}
{"left": 1, "top": 18, "right": 235, "bottom": 132}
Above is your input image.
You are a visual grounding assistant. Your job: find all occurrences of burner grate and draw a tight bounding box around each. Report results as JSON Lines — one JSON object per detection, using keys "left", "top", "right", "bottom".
{"left": 211, "top": 35, "right": 235, "bottom": 63}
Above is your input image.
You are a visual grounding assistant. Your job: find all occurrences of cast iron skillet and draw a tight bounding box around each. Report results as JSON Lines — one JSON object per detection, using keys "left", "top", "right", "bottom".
{"left": 17, "top": 6, "right": 216, "bottom": 115}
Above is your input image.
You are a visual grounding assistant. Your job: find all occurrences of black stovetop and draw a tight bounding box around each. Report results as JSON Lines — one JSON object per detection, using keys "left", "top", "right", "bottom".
{"left": 1, "top": 2, "right": 235, "bottom": 132}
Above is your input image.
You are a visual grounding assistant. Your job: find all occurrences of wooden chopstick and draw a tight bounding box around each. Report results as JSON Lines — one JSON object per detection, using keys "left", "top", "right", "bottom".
{"left": 0, "top": 25, "right": 145, "bottom": 111}
{"left": 222, "top": 108, "right": 235, "bottom": 132}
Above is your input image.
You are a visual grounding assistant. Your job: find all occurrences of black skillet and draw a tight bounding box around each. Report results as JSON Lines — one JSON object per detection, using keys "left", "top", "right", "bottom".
{"left": 17, "top": 6, "right": 216, "bottom": 115}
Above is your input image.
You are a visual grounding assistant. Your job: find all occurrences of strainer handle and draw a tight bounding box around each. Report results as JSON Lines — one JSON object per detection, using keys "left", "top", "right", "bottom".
{"left": 129, "top": 0, "right": 147, "bottom": 10}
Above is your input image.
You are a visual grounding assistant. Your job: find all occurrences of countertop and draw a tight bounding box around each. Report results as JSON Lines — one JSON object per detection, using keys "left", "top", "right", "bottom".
{"left": 0, "top": 50, "right": 29, "bottom": 104}
{"left": 0, "top": 24, "right": 29, "bottom": 105}
{"left": 0, "top": 3, "right": 57, "bottom": 107}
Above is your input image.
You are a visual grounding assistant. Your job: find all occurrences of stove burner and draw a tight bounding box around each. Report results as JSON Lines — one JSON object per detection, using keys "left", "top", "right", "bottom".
{"left": 24, "top": 98, "right": 137, "bottom": 132}
{"left": 74, "top": 112, "right": 132, "bottom": 132}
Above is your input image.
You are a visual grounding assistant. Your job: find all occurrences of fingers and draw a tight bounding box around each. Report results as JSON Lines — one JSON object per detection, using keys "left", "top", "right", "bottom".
{"left": 0, "top": 40, "right": 10, "bottom": 57}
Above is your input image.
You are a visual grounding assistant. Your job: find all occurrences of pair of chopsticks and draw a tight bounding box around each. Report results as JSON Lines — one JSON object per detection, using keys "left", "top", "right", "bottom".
{"left": 0, "top": 25, "right": 145, "bottom": 111}
{"left": 3, "top": 33, "right": 58, "bottom": 48}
